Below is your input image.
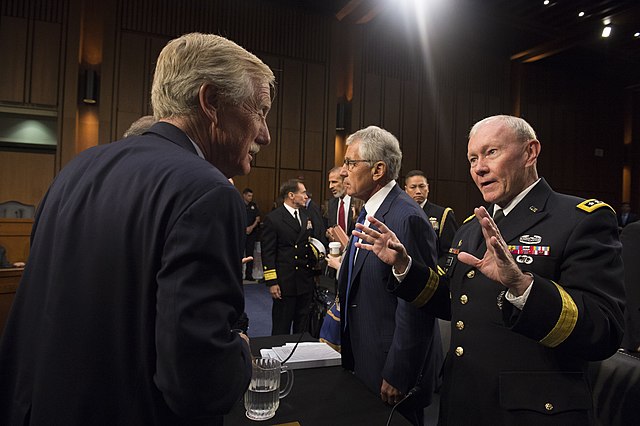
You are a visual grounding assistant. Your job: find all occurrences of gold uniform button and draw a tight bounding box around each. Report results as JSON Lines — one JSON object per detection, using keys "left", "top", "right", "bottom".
{"left": 455, "top": 346, "right": 464, "bottom": 357}
{"left": 466, "top": 270, "right": 475, "bottom": 279}
{"left": 294, "top": 244, "right": 298, "bottom": 249}
{"left": 456, "top": 321, "right": 464, "bottom": 330}
{"left": 460, "top": 295, "right": 468, "bottom": 304}
{"left": 545, "top": 403, "right": 553, "bottom": 411}
{"left": 294, "top": 256, "right": 298, "bottom": 259}
{"left": 295, "top": 266, "right": 299, "bottom": 270}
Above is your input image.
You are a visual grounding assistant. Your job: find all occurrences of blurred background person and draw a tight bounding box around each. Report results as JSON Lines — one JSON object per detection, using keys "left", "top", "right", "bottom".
{"left": 404, "top": 169, "right": 458, "bottom": 268}
{"left": 242, "top": 187, "right": 261, "bottom": 281}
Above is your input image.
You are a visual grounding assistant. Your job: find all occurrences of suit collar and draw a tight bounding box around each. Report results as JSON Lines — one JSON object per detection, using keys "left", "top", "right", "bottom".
{"left": 144, "top": 122, "right": 198, "bottom": 156}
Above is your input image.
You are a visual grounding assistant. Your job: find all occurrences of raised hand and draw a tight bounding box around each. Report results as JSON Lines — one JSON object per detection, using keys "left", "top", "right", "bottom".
{"left": 353, "top": 215, "right": 410, "bottom": 273}
{"left": 457, "top": 206, "right": 532, "bottom": 296}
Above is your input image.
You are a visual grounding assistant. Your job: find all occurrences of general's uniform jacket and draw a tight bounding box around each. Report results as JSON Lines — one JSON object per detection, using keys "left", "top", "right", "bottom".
{"left": 423, "top": 201, "right": 458, "bottom": 269}
{"left": 261, "top": 205, "right": 318, "bottom": 296}
{"left": 393, "top": 178, "right": 625, "bottom": 426}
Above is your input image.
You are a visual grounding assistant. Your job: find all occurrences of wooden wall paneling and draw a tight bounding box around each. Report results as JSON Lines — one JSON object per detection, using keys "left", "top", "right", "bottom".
{"left": 0, "top": 16, "right": 28, "bottom": 103}
{"left": 232, "top": 167, "right": 276, "bottom": 215}
{"left": 401, "top": 80, "right": 419, "bottom": 172}
{"left": 277, "top": 169, "right": 323, "bottom": 206}
{"left": 418, "top": 80, "right": 437, "bottom": 182}
{"left": 382, "top": 77, "right": 401, "bottom": 139}
{"left": 303, "top": 62, "right": 325, "bottom": 171}
{"left": 256, "top": 54, "right": 280, "bottom": 169}
{"left": 436, "top": 86, "right": 455, "bottom": 181}
{"left": 280, "top": 59, "right": 303, "bottom": 170}
{"left": 115, "top": 32, "right": 146, "bottom": 139}
{"left": 453, "top": 89, "right": 473, "bottom": 182}
{"left": 362, "top": 72, "right": 381, "bottom": 128}
{"left": 0, "top": 150, "right": 55, "bottom": 207}
{"left": 30, "top": 21, "right": 61, "bottom": 106}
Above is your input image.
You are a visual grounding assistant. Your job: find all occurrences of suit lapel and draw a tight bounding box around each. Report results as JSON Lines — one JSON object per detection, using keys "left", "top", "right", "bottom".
{"left": 280, "top": 206, "right": 301, "bottom": 235}
{"left": 350, "top": 185, "right": 400, "bottom": 285}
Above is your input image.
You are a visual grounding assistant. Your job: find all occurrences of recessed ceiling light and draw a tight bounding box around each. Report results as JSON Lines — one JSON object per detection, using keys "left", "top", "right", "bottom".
{"left": 543, "top": 0, "right": 550, "bottom": 5}
{"left": 634, "top": 32, "right": 640, "bottom": 38}
{"left": 602, "top": 26, "right": 612, "bottom": 38}
{"left": 578, "top": 11, "right": 585, "bottom": 17}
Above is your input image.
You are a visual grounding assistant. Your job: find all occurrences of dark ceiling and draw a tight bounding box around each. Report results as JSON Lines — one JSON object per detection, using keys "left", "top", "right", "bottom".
{"left": 291, "top": 0, "right": 640, "bottom": 86}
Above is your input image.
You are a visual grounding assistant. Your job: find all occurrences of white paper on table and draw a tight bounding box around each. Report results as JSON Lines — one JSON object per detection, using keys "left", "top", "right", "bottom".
{"left": 269, "top": 342, "right": 341, "bottom": 370}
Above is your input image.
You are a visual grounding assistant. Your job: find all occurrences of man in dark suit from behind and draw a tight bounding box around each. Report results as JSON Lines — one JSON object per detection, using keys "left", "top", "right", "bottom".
{"left": 622, "top": 221, "right": 640, "bottom": 353}
{"left": 262, "top": 179, "right": 322, "bottom": 335}
{"left": 338, "top": 126, "right": 442, "bottom": 426}
{"left": 404, "top": 169, "right": 459, "bottom": 269}
{"left": 0, "top": 33, "right": 275, "bottom": 426}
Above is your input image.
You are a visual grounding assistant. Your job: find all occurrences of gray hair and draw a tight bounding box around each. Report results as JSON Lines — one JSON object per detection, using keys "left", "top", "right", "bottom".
{"left": 469, "top": 115, "right": 537, "bottom": 143}
{"left": 151, "top": 33, "right": 275, "bottom": 119}
{"left": 346, "top": 126, "right": 402, "bottom": 180}
{"left": 123, "top": 115, "right": 156, "bottom": 138}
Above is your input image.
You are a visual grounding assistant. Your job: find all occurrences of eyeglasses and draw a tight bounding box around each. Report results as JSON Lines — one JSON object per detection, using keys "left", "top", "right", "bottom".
{"left": 343, "top": 159, "right": 372, "bottom": 170}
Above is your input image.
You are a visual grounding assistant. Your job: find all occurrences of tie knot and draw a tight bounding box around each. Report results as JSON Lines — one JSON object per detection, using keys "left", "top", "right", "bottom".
{"left": 493, "top": 208, "right": 505, "bottom": 224}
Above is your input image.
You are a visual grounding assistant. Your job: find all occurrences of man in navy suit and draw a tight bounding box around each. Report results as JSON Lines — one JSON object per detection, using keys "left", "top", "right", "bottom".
{"left": 337, "top": 126, "right": 442, "bottom": 426}
{"left": 0, "top": 33, "right": 274, "bottom": 426}
{"left": 262, "top": 179, "right": 323, "bottom": 335}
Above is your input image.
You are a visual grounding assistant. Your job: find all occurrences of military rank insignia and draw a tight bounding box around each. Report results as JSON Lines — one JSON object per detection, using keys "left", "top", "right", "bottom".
{"left": 576, "top": 199, "right": 613, "bottom": 213}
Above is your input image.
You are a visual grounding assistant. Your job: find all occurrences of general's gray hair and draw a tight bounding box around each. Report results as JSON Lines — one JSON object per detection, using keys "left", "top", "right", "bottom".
{"left": 346, "top": 126, "right": 402, "bottom": 180}
{"left": 151, "top": 33, "right": 275, "bottom": 119}
{"left": 469, "top": 115, "right": 537, "bottom": 143}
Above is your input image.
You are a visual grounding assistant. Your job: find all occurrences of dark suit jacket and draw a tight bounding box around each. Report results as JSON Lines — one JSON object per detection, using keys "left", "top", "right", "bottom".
{"left": 261, "top": 205, "right": 319, "bottom": 296}
{"left": 338, "top": 184, "right": 442, "bottom": 409}
{"left": 617, "top": 211, "right": 639, "bottom": 228}
{"left": 622, "top": 221, "right": 640, "bottom": 352}
{"left": 305, "top": 199, "right": 328, "bottom": 247}
{"left": 393, "top": 178, "right": 625, "bottom": 426}
{"left": 423, "top": 201, "right": 458, "bottom": 268}
{"left": 326, "top": 196, "right": 357, "bottom": 234}
{"left": 0, "top": 123, "right": 251, "bottom": 426}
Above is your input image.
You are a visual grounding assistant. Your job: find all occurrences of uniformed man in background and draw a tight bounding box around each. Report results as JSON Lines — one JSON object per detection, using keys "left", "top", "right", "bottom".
{"left": 261, "top": 179, "right": 323, "bottom": 335}
{"left": 404, "top": 169, "right": 458, "bottom": 268}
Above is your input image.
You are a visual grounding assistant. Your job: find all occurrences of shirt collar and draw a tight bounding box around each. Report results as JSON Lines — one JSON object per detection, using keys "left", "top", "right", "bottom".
{"left": 494, "top": 178, "right": 541, "bottom": 217}
{"left": 363, "top": 180, "right": 396, "bottom": 226}
{"left": 283, "top": 203, "right": 299, "bottom": 218}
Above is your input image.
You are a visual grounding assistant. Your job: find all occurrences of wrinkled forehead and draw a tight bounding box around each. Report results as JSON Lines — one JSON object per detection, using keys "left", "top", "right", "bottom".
{"left": 468, "top": 122, "right": 517, "bottom": 153}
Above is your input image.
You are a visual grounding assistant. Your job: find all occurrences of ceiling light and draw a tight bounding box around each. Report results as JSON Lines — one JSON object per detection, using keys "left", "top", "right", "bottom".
{"left": 543, "top": 0, "right": 550, "bottom": 5}
{"left": 634, "top": 32, "right": 640, "bottom": 38}
{"left": 603, "top": 18, "right": 611, "bottom": 26}
{"left": 578, "top": 11, "right": 585, "bottom": 17}
{"left": 602, "top": 26, "right": 612, "bottom": 38}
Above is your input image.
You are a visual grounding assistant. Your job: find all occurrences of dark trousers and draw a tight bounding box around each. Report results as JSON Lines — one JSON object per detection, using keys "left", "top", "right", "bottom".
{"left": 271, "top": 291, "right": 314, "bottom": 335}
{"left": 244, "top": 233, "right": 257, "bottom": 278}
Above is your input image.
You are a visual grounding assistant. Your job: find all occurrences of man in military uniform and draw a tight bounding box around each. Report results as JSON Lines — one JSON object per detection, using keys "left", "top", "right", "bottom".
{"left": 242, "top": 188, "right": 261, "bottom": 281}
{"left": 261, "top": 179, "right": 322, "bottom": 335}
{"left": 354, "top": 115, "right": 624, "bottom": 426}
{"left": 404, "top": 169, "right": 458, "bottom": 268}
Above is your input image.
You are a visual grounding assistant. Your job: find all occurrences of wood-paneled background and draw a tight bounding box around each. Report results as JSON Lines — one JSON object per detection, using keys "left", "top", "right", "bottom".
{"left": 1, "top": 0, "right": 638, "bottom": 219}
